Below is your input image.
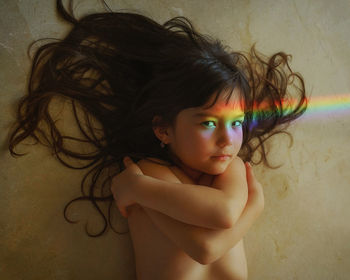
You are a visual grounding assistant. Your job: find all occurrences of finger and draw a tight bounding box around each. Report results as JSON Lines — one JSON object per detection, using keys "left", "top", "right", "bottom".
{"left": 245, "top": 161, "right": 252, "bottom": 173}
{"left": 123, "top": 209, "right": 128, "bottom": 218}
{"left": 123, "top": 156, "right": 133, "bottom": 167}
{"left": 245, "top": 162, "right": 255, "bottom": 182}
{"left": 124, "top": 157, "right": 144, "bottom": 176}
{"left": 245, "top": 163, "right": 263, "bottom": 193}
{"left": 119, "top": 207, "right": 128, "bottom": 218}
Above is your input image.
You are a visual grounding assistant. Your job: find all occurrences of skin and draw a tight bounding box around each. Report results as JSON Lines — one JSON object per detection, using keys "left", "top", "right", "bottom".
{"left": 112, "top": 158, "right": 263, "bottom": 280}
{"left": 110, "top": 88, "right": 264, "bottom": 279}
{"left": 155, "top": 87, "right": 246, "bottom": 182}
{"left": 114, "top": 88, "right": 248, "bottom": 220}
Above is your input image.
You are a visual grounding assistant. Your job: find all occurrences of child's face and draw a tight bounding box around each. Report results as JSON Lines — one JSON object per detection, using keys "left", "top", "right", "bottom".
{"left": 166, "top": 88, "right": 245, "bottom": 177}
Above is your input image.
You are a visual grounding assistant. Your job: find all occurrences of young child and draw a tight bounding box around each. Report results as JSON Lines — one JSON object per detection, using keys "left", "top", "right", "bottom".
{"left": 110, "top": 90, "right": 265, "bottom": 279}
{"left": 8, "top": 0, "right": 307, "bottom": 279}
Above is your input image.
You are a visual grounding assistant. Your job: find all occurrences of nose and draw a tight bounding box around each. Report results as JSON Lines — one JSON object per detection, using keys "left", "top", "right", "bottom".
{"left": 216, "top": 125, "right": 234, "bottom": 148}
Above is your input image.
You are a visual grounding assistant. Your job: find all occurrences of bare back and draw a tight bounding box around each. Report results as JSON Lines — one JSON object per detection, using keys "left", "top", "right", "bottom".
{"left": 127, "top": 159, "right": 248, "bottom": 280}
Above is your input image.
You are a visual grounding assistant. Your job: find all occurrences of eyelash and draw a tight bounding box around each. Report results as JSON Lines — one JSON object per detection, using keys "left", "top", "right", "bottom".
{"left": 201, "top": 120, "right": 243, "bottom": 128}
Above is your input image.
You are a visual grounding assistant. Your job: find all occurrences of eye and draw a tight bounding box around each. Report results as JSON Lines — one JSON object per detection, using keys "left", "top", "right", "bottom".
{"left": 232, "top": 120, "right": 243, "bottom": 127}
{"left": 201, "top": 121, "right": 216, "bottom": 128}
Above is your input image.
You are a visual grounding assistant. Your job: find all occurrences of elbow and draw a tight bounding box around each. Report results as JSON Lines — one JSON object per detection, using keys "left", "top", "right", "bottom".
{"left": 218, "top": 218, "right": 234, "bottom": 230}
{"left": 196, "top": 254, "right": 215, "bottom": 266}
{"left": 222, "top": 210, "right": 237, "bottom": 229}
{"left": 217, "top": 200, "right": 241, "bottom": 229}
{"left": 195, "top": 239, "right": 221, "bottom": 265}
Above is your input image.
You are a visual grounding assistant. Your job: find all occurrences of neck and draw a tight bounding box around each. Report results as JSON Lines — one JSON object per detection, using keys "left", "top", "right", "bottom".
{"left": 168, "top": 152, "right": 203, "bottom": 183}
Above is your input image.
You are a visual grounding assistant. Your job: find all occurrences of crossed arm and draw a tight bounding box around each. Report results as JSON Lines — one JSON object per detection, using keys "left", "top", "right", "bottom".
{"left": 111, "top": 157, "right": 264, "bottom": 264}
{"left": 142, "top": 194, "right": 262, "bottom": 264}
{"left": 130, "top": 157, "right": 249, "bottom": 229}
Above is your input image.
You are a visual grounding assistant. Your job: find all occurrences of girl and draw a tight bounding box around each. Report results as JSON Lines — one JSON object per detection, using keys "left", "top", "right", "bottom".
{"left": 110, "top": 90, "right": 265, "bottom": 279}
{"left": 8, "top": 0, "right": 307, "bottom": 279}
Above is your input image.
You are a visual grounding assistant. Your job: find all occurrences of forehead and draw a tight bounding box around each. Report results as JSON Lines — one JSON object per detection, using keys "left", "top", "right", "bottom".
{"left": 174, "top": 88, "right": 245, "bottom": 126}
{"left": 204, "top": 87, "right": 244, "bottom": 109}
{"left": 191, "top": 88, "right": 244, "bottom": 116}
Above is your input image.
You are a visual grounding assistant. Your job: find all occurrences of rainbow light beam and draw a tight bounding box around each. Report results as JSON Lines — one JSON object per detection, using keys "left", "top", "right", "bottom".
{"left": 291, "top": 93, "right": 350, "bottom": 121}
{"left": 253, "top": 93, "right": 350, "bottom": 122}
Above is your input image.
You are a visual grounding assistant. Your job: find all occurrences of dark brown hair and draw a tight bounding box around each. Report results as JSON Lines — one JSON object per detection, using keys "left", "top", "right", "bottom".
{"left": 8, "top": 0, "right": 308, "bottom": 237}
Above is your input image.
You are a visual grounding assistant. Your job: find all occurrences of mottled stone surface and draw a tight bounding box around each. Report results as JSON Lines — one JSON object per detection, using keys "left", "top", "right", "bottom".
{"left": 1, "top": 0, "right": 349, "bottom": 279}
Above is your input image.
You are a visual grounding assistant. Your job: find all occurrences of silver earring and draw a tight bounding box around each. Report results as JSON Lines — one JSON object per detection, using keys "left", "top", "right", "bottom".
{"left": 160, "top": 141, "right": 165, "bottom": 148}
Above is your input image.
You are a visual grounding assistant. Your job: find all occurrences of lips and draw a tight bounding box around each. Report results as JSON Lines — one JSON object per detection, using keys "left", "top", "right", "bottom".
{"left": 211, "top": 154, "right": 232, "bottom": 161}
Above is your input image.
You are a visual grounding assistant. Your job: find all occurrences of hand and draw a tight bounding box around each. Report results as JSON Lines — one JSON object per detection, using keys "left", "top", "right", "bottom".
{"left": 110, "top": 157, "right": 144, "bottom": 218}
{"left": 244, "top": 162, "right": 265, "bottom": 211}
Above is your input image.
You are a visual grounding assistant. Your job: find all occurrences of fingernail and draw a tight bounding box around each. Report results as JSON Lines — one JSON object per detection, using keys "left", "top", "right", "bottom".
{"left": 246, "top": 162, "right": 251, "bottom": 167}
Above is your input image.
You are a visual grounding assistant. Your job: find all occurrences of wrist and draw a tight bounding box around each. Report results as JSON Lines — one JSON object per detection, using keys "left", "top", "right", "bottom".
{"left": 131, "top": 173, "right": 144, "bottom": 191}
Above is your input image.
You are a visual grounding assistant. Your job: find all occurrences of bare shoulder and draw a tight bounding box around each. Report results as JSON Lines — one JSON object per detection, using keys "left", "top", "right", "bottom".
{"left": 137, "top": 157, "right": 181, "bottom": 183}
{"left": 230, "top": 156, "right": 246, "bottom": 169}
{"left": 211, "top": 156, "right": 247, "bottom": 196}
{"left": 223, "top": 157, "right": 246, "bottom": 180}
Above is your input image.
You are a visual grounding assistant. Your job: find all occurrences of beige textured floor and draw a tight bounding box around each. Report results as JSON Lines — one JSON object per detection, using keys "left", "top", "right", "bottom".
{"left": 1, "top": 0, "right": 350, "bottom": 279}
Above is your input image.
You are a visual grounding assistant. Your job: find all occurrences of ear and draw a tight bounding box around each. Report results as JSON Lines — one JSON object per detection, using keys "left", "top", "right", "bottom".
{"left": 152, "top": 116, "right": 171, "bottom": 144}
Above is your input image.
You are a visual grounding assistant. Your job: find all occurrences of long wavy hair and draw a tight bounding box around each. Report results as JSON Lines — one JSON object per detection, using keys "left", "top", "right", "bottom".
{"left": 8, "top": 0, "right": 308, "bottom": 237}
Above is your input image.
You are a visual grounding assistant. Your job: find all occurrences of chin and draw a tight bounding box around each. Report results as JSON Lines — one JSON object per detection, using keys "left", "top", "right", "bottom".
{"left": 206, "top": 164, "right": 228, "bottom": 175}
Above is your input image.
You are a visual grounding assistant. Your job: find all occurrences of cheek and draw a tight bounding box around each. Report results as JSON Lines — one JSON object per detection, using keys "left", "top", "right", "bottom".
{"left": 188, "top": 130, "right": 213, "bottom": 154}
{"left": 177, "top": 128, "right": 212, "bottom": 153}
{"left": 235, "top": 129, "right": 243, "bottom": 141}
{"left": 234, "top": 129, "right": 244, "bottom": 150}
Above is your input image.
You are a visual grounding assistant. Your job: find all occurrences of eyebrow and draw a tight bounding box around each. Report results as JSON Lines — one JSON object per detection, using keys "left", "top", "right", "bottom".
{"left": 193, "top": 112, "right": 245, "bottom": 119}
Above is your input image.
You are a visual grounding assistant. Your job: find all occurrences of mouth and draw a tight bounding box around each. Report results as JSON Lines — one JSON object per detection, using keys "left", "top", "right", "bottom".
{"left": 211, "top": 155, "right": 232, "bottom": 161}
